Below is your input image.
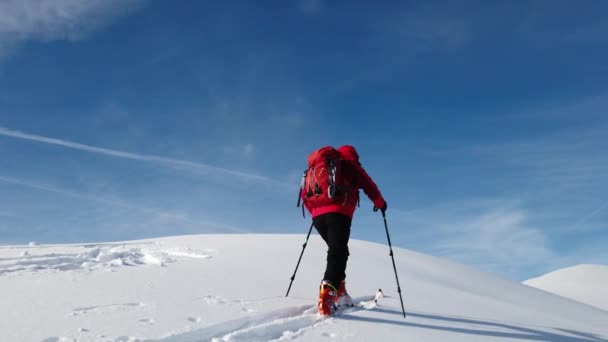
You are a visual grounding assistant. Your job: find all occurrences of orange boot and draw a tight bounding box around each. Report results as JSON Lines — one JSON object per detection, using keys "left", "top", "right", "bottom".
{"left": 336, "top": 280, "right": 354, "bottom": 307}
{"left": 318, "top": 280, "right": 337, "bottom": 316}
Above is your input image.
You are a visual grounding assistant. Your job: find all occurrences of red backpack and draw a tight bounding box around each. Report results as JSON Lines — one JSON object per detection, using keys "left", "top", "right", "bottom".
{"left": 297, "top": 146, "right": 355, "bottom": 217}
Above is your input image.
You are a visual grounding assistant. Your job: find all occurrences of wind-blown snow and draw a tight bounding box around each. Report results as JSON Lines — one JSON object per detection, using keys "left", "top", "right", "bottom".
{"left": 524, "top": 264, "right": 608, "bottom": 312}
{"left": 1, "top": 234, "right": 607, "bottom": 342}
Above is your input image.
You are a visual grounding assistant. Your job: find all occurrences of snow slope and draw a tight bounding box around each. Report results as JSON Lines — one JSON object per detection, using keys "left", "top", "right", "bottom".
{"left": 524, "top": 264, "right": 608, "bottom": 312}
{"left": 1, "top": 234, "right": 607, "bottom": 342}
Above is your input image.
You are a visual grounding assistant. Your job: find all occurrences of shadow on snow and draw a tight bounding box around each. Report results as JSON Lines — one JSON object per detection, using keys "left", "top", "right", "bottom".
{"left": 340, "top": 307, "right": 608, "bottom": 342}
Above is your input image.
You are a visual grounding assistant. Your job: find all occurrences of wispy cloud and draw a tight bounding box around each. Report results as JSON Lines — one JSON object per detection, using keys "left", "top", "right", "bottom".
{"left": 0, "top": 0, "right": 145, "bottom": 60}
{"left": 514, "top": 1, "right": 608, "bottom": 44}
{"left": 0, "top": 126, "right": 288, "bottom": 187}
{"left": 435, "top": 208, "right": 552, "bottom": 267}
{"left": 378, "top": 2, "right": 608, "bottom": 53}
{"left": 564, "top": 199, "right": 608, "bottom": 233}
{"left": 392, "top": 96, "right": 608, "bottom": 277}
{"left": 452, "top": 95, "right": 608, "bottom": 234}
{"left": 297, "top": 0, "right": 324, "bottom": 15}
{"left": 392, "top": 199, "right": 555, "bottom": 278}
{"left": 223, "top": 143, "right": 255, "bottom": 160}
{"left": 400, "top": 14, "right": 470, "bottom": 48}
{"left": 243, "top": 143, "right": 255, "bottom": 156}
{"left": 0, "top": 175, "right": 247, "bottom": 233}
{"left": 475, "top": 132, "right": 608, "bottom": 190}
{"left": 509, "top": 93, "right": 608, "bottom": 122}
{"left": 376, "top": 3, "right": 476, "bottom": 50}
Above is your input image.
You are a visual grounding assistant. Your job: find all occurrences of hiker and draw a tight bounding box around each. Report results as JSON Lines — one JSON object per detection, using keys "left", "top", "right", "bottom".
{"left": 300, "top": 145, "right": 387, "bottom": 316}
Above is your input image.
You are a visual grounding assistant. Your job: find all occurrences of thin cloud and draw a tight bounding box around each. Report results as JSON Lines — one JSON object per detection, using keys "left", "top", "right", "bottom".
{"left": 466, "top": 98, "right": 608, "bottom": 234}
{"left": 0, "top": 175, "right": 247, "bottom": 233}
{"left": 565, "top": 199, "right": 608, "bottom": 233}
{"left": 508, "top": 93, "right": 608, "bottom": 121}
{"left": 0, "top": 0, "right": 145, "bottom": 60}
{"left": 434, "top": 208, "right": 552, "bottom": 266}
{"left": 0, "top": 126, "right": 288, "bottom": 187}
{"left": 380, "top": 3, "right": 474, "bottom": 50}
{"left": 243, "top": 143, "right": 255, "bottom": 158}
{"left": 297, "top": 0, "right": 324, "bottom": 15}
{"left": 222, "top": 143, "right": 255, "bottom": 159}
{"left": 392, "top": 200, "right": 554, "bottom": 278}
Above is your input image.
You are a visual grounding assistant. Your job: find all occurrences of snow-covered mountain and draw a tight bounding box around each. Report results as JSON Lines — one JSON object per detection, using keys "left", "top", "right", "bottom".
{"left": 524, "top": 264, "right": 608, "bottom": 312}
{"left": 1, "top": 234, "right": 607, "bottom": 342}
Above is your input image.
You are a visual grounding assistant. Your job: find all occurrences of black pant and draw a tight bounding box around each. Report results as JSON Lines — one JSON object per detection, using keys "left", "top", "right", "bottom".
{"left": 313, "top": 213, "right": 352, "bottom": 289}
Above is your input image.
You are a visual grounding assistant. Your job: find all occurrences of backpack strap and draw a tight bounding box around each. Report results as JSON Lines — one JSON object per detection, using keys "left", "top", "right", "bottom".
{"left": 327, "top": 159, "right": 337, "bottom": 199}
{"left": 311, "top": 166, "right": 320, "bottom": 197}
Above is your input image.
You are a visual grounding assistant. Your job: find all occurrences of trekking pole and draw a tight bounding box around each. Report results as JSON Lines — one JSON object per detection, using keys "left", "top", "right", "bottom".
{"left": 381, "top": 211, "right": 406, "bottom": 318}
{"left": 285, "top": 221, "right": 315, "bottom": 297}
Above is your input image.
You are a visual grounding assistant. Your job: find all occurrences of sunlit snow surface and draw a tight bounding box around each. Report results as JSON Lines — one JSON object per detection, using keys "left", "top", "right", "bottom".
{"left": 525, "top": 264, "right": 608, "bottom": 312}
{"left": 1, "top": 234, "right": 607, "bottom": 341}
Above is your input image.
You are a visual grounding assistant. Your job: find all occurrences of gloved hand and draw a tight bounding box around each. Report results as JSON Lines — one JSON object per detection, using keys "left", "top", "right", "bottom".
{"left": 373, "top": 200, "right": 387, "bottom": 214}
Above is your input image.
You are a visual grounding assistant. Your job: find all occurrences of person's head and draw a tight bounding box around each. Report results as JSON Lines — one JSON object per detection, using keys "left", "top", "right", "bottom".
{"left": 337, "top": 145, "right": 360, "bottom": 164}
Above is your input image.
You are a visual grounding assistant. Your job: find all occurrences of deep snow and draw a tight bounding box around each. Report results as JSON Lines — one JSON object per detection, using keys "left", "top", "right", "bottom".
{"left": 0, "top": 234, "right": 607, "bottom": 342}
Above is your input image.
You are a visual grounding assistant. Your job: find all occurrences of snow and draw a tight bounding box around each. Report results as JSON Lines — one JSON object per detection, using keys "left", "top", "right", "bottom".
{"left": 524, "top": 264, "right": 608, "bottom": 312}
{"left": 1, "top": 234, "right": 607, "bottom": 342}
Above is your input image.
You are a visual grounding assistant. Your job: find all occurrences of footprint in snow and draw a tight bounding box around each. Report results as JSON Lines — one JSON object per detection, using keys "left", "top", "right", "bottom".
{"left": 201, "top": 295, "right": 227, "bottom": 305}
{"left": 139, "top": 318, "right": 155, "bottom": 324}
{"left": 70, "top": 302, "right": 145, "bottom": 316}
{"left": 115, "top": 336, "right": 142, "bottom": 342}
{"left": 188, "top": 316, "right": 202, "bottom": 323}
{"left": 322, "top": 331, "right": 338, "bottom": 338}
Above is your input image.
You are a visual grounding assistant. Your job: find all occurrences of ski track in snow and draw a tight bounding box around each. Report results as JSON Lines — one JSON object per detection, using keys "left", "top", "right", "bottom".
{"left": 155, "top": 297, "right": 376, "bottom": 342}
{"left": 0, "top": 244, "right": 214, "bottom": 276}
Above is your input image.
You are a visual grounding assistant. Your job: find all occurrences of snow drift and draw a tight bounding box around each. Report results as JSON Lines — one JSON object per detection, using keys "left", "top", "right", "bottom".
{"left": 524, "top": 264, "right": 608, "bottom": 312}
{"left": 1, "top": 234, "right": 607, "bottom": 342}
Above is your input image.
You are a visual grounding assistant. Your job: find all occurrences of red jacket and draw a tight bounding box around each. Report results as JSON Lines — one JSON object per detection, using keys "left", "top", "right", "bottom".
{"left": 305, "top": 145, "right": 385, "bottom": 219}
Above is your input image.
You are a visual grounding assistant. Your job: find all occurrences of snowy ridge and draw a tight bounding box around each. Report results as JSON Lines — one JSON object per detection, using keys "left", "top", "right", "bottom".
{"left": 524, "top": 264, "right": 608, "bottom": 312}
{"left": 1, "top": 234, "right": 607, "bottom": 341}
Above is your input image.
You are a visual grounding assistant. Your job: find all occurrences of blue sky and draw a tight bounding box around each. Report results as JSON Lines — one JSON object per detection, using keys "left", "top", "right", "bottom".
{"left": 1, "top": 0, "right": 607, "bottom": 281}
